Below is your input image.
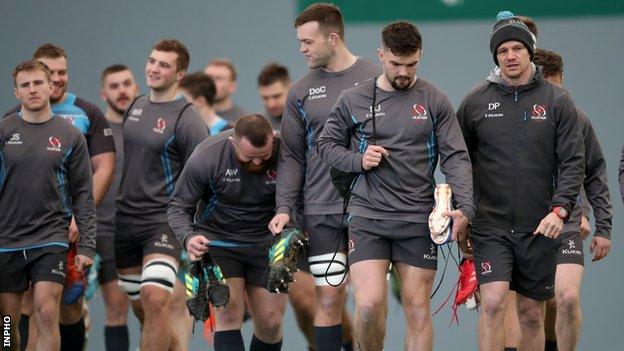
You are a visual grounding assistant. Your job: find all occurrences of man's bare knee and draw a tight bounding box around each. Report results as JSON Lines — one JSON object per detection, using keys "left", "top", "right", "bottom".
{"left": 35, "top": 302, "right": 59, "bottom": 330}
{"left": 401, "top": 295, "right": 430, "bottom": 327}
{"left": 317, "top": 287, "right": 344, "bottom": 313}
{"left": 518, "top": 306, "right": 543, "bottom": 331}
{"left": 556, "top": 289, "right": 579, "bottom": 316}
{"left": 355, "top": 297, "right": 384, "bottom": 324}
{"left": 140, "top": 287, "right": 170, "bottom": 315}
{"left": 255, "top": 312, "right": 283, "bottom": 337}
{"left": 481, "top": 292, "right": 507, "bottom": 320}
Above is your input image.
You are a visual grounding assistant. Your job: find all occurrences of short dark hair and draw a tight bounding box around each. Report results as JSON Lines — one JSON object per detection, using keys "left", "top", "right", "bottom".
{"left": 207, "top": 58, "right": 237, "bottom": 81}
{"left": 233, "top": 114, "right": 273, "bottom": 147}
{"left": 33, "top": 43, "right": 67, "bottom": 60}
{"left": 533, "top": 48, "right": 563, "bottom": 78}
{"left": 257, "top": 63, "right": 290, "bottom": 87}
{"left": 101, "top": 64, "right": 131, "bottom": 84}
{"left": 382, "top": 21, "right": 422, "bottom": 56}
{"left": 295, "top": 2, "right": 345, "bottom": 39}
{"left": 153, "top": 39, "right": 190, "bottom": 72}
{"left": 516, "top": 16, "right": 538, "bottom": 37}
{"left": 179, "top": 72, "right": 217, "bottom": 105}
{"left": 13, "top": 59, "right": 51, "bottom": 86}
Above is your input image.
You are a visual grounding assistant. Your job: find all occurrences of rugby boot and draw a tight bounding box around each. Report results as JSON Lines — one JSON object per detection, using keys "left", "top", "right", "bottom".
{"left": 267, "top": 227, "right": 309, "bottom": 293}
{"left": 429, "top": 183, "right": 453, "bottom": 245}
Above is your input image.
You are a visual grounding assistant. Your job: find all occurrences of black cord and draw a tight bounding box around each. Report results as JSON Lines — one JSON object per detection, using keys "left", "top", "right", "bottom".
{"left": 448, "top": 242, "right": 461, "bottom": 268}
{"left": 325, "top": 79, "right": 378, "bottom": 286}
{"left": 430, "top": 244, "right": 449, "bottom": 299}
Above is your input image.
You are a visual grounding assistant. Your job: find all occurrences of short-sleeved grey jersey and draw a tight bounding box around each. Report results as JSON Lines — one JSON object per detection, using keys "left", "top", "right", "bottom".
{"left": 167, "top": 130, "right": 279, "bottom": 247}
{"left": 0, "top": 114, "right": 96, "bottom": 257}
{"left": 276, "top": 59, "right": 380, "bottom": 217}
{"left": 116, "top": 96, "right": 208, "bottom": 227}
{"left": 317, "top": 78, "right": 475, "bottom": 223}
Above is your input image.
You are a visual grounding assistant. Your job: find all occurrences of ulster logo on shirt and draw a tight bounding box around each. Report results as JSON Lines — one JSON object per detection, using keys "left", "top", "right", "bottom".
{"left": 411, "top": 104, "right": 428, "bottom": 124}
{"left": 153, "top": 118, "right": 166, "bottom": 134}
{"left": 266, "top": 169, "right": 277, "bottom": 185}
{"left": 531, "top": 104, "right": 547, "bottom": 121}
{"left": 46, "top": 136, "right": 62, "bottom": 152}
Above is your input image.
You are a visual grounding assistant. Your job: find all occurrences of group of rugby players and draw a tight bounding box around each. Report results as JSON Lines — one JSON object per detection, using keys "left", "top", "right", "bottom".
{"left": 0, "top": 2, "right": 619, "bottom": 351}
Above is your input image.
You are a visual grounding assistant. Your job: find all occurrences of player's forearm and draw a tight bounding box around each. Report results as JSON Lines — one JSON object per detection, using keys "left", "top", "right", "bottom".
{"left": 91, "top": 152, "right": 115, "bottom": 206}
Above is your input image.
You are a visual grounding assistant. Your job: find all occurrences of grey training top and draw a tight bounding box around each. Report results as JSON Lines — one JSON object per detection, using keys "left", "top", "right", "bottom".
{"left": 96, "top": 121, "right": 124, "bottom": 235}
{"left": 0, "top": 114, "right": 96, "bottom": 257}
{"left": 116, "top": 96, "right": 208, "bottom": 227}
{"left": 167, "top": 130, "right": 279, "bottom": 247}
{"left": 276, "top": 59, "right": 380, "bottom": 217}
{"left": 575, "top": 107, "right": 612, "bottom": 238}
{"left": 317, "top": 77, "right": 475, "bottom": 223}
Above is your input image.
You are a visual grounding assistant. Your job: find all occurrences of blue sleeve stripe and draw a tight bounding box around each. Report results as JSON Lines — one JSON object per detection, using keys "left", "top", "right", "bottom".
{"left": 296, "top": 100, "right": 314, "bottom": 152}
{"left": 352, "top": 116, "right": 368, "bottom": 154}
{"left": 208, "top": 240, "right": 254, "bottom": 248}
{"left": 161, "top": 135, "right": 176, "bottom": 194}
{"left": 58, "top": 148, "right": 73, "bottom": 216}
{"left": 427, "top": 116, "right": 438, "bottom": 178}
{"left": 0, "top": 242, "right": 69, "bottom": 252}
{"left": 199, "top": 178, "right": 218, "bottom": 222}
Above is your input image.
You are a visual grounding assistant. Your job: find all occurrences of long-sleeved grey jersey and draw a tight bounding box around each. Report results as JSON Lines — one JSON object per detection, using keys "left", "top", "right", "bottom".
{"left": 317, "top": 78, "right": 475, "bottom": 223}
{"left": 0, "top": 114, "right": 96, "bottom": 257}
{"left": 276, "top": 59, "right": 380, "bottom": 217}
{"left": 457, "top": 67, "right": 584, "bottom": 232}
{"left": 574, "top": 107, "right": 612, "bottom": 238}
{"left": 167, "top": 130, "right": 279, "bottom": 247}
{"left": 116, "top": 96, "right": 208, "bottom": 227}
{"left": 5, "top": 93, "right": 116, "bottom": 157}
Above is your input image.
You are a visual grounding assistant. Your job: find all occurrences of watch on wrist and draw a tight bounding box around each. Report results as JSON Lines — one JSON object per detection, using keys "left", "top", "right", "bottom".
{"left": 551, "top": 206, "right": 568, "bottom": 220}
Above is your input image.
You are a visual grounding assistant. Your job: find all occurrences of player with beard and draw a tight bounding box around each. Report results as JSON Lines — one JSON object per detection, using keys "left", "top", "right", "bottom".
{"left": 269, "top": 4, "right": 378, "bottom": 350}
{"left": 96, "top": 64, "right": 139, "bottom": 350}
{"left": 6, "top": 43, "right": 115, "bottom": 351}
{"left": 317, "top": 21, "right": 474, "bottom": 350}
{"left": 168, "top": 114, "right": 287, "bottom": 351}
{"left": 115, "top": 39, "right": 208, "bottom": 351}
{"left": 204, "top": 59, "right": 249, "bottom": 122}
{"left": 0, "top": 59, "right": 95, "bottom": 351}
